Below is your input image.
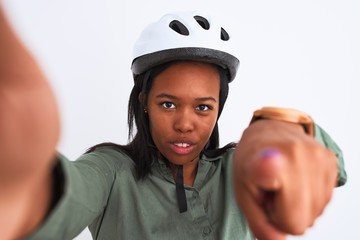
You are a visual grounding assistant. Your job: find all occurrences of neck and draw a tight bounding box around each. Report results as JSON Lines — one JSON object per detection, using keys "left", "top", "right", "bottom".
{"left": 171, "top": 160, "right": 198, "bottom": 186}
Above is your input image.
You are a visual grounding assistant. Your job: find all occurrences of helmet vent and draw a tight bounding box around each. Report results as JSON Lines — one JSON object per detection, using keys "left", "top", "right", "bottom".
{"left": 169, "top": 20, "right": 189, "bottom": 36}
{"left": 220, "top": 27, "right": 230, "bottom": 41}
{"left": 194, "top": 15, "right": 210, "bottom": 30}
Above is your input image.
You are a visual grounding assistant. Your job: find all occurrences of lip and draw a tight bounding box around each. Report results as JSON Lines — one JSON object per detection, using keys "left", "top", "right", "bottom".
{"left": 169, "top": 139, "right": 195, "bottom": 155}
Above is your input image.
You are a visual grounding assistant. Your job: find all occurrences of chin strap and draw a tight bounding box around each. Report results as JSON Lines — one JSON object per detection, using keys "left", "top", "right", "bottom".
{"left": 175, "top": 165, "right": 187, "bottom": 213}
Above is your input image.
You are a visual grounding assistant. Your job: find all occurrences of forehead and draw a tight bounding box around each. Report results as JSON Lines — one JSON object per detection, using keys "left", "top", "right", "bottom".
{"left": 150, "top": 61, "right": 220, "bottom": 97}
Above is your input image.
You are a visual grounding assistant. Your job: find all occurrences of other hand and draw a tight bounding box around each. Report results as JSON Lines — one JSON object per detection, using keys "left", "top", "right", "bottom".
{"left": 233, "top": 119, "right": 338, "bottom": 240}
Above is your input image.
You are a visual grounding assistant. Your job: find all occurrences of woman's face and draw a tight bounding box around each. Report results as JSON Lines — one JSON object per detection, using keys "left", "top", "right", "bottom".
{"left": 147, "top": 61, "right": 220, "bottom": 165}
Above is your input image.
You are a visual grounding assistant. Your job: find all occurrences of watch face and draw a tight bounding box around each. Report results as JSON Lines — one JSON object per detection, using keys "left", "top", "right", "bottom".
{"left": 251, "top": 107, "right": 314, "bottom": 136}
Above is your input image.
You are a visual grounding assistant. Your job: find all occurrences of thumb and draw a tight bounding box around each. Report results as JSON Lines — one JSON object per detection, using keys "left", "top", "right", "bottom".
{"left": 234, "top": 148, "right": 287, "bottom": 240}
{"left": 249, "top": 148, "right": 284, "bottom": 191}
{"left": 248, "top": 148, "right": 285, "bottom": 217}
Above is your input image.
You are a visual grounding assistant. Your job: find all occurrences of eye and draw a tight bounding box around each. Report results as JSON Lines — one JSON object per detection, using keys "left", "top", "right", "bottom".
{"left": 161, "top": 102, "right": 176, "bottom": 109}
{"left": 196, "top": 105, "right": 211, "bottom": 111}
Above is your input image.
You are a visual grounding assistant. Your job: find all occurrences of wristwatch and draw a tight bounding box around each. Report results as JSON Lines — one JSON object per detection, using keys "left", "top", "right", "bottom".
{"left": 250, "top": 107, "right": 315, "bottom": 136}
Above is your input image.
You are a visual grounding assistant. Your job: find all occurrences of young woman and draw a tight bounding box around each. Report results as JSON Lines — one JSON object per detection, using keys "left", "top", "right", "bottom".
{"left": 0, "top": 8, "right": 346, "bottom": 240}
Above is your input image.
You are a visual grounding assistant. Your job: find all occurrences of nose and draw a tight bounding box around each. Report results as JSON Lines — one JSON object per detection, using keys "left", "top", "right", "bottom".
{"left": 173, "top": 108, "right": 195, "bottom": 133}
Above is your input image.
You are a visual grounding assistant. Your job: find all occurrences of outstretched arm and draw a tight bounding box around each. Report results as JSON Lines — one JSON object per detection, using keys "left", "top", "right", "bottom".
{"left": 0, "top": 6, "right": 60, "bottom": 239}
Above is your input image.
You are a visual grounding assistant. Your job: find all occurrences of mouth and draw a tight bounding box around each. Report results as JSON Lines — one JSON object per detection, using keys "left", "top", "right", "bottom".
{"left": 173, "top": 142, "right": 191, "bottom": 148}
{"left": 170, "top": 140, "right": 195, "bottom": 155}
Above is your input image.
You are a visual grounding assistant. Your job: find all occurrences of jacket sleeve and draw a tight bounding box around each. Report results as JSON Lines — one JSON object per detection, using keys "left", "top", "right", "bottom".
{"left": 26, "top": 150, "right": 118, "bottom": 240}
{"left": 314, "top": 124, "right": 347, "bottom": 187}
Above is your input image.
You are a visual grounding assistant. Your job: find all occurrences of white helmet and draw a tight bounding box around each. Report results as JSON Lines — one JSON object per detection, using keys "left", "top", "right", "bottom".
{"left": 131, "top": 11, "right": 240, "bottom": 82}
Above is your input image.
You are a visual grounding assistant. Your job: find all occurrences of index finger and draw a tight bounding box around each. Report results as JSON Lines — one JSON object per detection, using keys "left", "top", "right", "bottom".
{"left": 233, "top": 177, "right": 286, "bottom": 240}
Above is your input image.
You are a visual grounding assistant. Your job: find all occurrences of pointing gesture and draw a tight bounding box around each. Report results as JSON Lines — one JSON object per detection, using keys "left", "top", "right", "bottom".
{"left": 233, "top": 119, "right": 338, "bottom": 240}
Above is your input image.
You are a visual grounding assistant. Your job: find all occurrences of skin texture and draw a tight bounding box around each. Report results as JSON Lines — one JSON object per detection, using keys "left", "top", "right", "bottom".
{"left": 146, "top": 61, "right": 220, "bottom": 186}
{"left": 0, "top": 7, "right": 59, "bottom": 239}
{"left": 233, "top": 119, "right": 338, "bottom": 240}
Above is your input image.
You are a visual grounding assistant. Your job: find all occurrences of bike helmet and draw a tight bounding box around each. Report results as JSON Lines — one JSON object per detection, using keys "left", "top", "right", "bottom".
{"left": 131, "top": 11, "right": 240, "bottom": 82}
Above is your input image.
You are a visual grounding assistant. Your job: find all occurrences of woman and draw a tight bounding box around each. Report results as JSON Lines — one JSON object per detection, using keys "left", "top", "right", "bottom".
{"left": 0, "top": 9, "right": 346, "bottom": 240}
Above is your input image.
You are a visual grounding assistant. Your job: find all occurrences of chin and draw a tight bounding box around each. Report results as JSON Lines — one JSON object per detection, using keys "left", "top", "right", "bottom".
{"left": 166, "top": 155, "right": 199, "bottom": 166}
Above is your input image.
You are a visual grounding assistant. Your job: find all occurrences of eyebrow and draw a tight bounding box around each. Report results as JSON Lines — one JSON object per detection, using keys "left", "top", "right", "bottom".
{"left": 156, "top": 93, "right": 217, "bottom": 102}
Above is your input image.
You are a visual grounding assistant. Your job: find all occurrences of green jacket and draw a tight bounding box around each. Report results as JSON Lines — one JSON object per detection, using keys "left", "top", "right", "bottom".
{"left": 28, "top": 124, "right": 346, "bottom": 240}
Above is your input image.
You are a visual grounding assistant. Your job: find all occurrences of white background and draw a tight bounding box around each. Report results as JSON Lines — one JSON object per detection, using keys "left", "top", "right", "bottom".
{"left": 2, "top": 0, "right": 359, "bottom": 239}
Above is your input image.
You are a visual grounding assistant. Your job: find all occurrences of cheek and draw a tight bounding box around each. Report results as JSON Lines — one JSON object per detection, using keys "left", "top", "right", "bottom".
{"left": 202, "top": 118, "right": 217, "bottom": 139}
{"left": 148, "top": 112, "right": 169, "bottom": 139}
{"left": 192, "top": 113, "right": 218, "bottom": 145}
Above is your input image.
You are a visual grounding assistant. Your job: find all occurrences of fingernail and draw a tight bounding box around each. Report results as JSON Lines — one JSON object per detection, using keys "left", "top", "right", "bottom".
{"left": 260, "top": 149, "right": 280, "bottom": 160}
